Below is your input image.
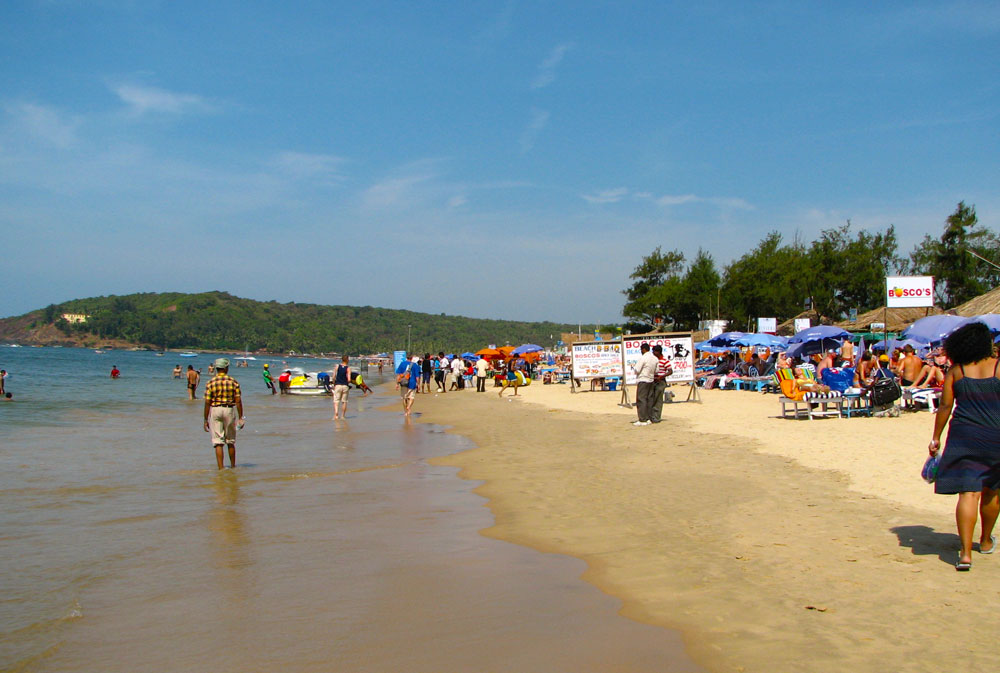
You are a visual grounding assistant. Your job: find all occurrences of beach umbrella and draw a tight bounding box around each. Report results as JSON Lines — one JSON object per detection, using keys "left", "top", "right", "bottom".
{"left": 460, "top": 352, "right": 479, "bottom": 360}
{"left": 973, "top": 314, "right": 1000, "bottom": 334}
{"left": 788, "top": 325, "right": 851, "bottom": 343}
{"left": 902, "top": 315, "right": 971, "bottom": 346}
{"left": 695, "top": 340, "right": 734, "bottom": 353}
{"left": 475, "top": 347, "right": 502, "bottom": 358}
{"left": 512, "top": 344, "right": 544, "bottom": 355}
{"left": 734, "top": 333, "right": 789, "bottom": 350}
{"left": 706, "top": 331, "right": 749, "bottom": 347}
{"left": 871, "top": 338, "right": 930, "bottom": 355}
{"left": 786, "top": 325, "right": 851, "bottom": 358}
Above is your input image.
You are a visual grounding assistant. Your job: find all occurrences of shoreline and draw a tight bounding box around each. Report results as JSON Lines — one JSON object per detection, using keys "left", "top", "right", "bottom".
{"left": 412, "top": 383, "right": 997, "bottom": 672}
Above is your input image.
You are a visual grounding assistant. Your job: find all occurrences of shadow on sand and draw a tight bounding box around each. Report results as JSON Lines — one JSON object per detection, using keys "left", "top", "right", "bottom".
{"left": 891, "top": 524, "right": 959, "bottom": 566}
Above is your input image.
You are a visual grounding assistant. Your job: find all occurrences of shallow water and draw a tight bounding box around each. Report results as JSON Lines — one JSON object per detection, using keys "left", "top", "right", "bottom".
{"left": 0, "top": 347, "right": 699, "bottom": 672}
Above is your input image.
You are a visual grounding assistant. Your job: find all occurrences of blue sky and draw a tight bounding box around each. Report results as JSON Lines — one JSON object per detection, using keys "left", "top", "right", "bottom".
{"left": 1, "top": 1, "right": 997, "bottom": 323}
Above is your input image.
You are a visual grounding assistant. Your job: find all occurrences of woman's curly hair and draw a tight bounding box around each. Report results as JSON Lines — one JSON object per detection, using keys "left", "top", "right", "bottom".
{"left": 943, "top": 321, "right": 994, "bottom": 366}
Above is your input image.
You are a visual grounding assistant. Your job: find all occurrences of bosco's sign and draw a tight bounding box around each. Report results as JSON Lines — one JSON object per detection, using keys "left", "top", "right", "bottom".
{"left": 886, "top": 276, "right": 935, "bottom": 308}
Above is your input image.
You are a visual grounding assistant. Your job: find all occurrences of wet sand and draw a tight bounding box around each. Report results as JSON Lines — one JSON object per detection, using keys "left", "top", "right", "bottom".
{"left": 4, "top": 382, "right": 700, "bottom": 673}
{"left": 414, "top": 384, "right": 999, "bottom": 673}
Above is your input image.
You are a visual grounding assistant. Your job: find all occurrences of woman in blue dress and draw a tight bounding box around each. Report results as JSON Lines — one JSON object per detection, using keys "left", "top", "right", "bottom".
{"left": 929, "top": 321, "right": 1000, "bottom": 571}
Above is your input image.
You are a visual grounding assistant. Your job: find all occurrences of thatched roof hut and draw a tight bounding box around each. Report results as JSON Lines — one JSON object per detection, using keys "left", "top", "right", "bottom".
{"left": 954, "top": 286, "right": 1000, "bottom": 316}
{"left": 835, "top": 306, "right": 943, "bottom": 333}
{"left": 776, "top": 310, "right": 831, "bottom": 336}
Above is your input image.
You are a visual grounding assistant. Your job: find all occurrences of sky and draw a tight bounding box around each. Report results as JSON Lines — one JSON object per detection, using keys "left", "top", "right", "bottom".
{"left": 1, "top": 1, "right": 997, "bottom": 323}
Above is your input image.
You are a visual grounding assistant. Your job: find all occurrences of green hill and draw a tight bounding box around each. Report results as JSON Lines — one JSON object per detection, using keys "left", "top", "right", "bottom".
{"left": 0, "top": 291, "right": 599, "bottom": 354}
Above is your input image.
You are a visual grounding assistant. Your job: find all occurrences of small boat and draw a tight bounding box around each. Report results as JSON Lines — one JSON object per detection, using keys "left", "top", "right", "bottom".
{"left": 94, "top": 349, "right": 105, "bottom": 354}
{"left": 286, "top": 369, "right": 332, "bottom": 396}
{"left": 179, "top": 352, "right": 197, "bottom": 358}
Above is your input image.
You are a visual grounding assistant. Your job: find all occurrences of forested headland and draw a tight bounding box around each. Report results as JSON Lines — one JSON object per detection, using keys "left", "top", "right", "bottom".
{"left": 0, "top": 292, "right": 598, "bottom": 355}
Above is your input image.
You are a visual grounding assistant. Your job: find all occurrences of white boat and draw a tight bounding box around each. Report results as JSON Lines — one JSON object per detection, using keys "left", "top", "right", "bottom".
{"left": 179, "top": 352, "right": 197, "bottom": 358}
{"left": 286, "top": 369, "right": 332, "bottom": 396}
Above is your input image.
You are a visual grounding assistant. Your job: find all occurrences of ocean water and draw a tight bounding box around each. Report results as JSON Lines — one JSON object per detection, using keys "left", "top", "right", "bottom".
{"left": 0, "top": 346, "right": 698, "bottom": 672}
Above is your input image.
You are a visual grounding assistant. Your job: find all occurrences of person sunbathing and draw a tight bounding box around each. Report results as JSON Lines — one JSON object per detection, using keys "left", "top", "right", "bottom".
{"left": 910, "top": 359, "right": 946, "bottom": 388}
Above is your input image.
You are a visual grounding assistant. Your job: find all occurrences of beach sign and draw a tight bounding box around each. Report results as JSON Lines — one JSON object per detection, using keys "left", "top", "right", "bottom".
{"left": 622, "top": 333, "right": 695, "bottom": 385}
{"left": 757, "top": 317, "right": 777, "bottom": 333}
{"left": 886, "top": 275, "right": 934, "bottom": 308}
{"left": 794, "top": 318, "right": 811, "bottom": 333}
{"left": 571, "top": 341, "right": 623, "bottom": 379}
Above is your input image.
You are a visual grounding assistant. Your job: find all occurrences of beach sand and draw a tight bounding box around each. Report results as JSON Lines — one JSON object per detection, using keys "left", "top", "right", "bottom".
{"left": 411, "top": 383, "right": 999, "bottom": 673}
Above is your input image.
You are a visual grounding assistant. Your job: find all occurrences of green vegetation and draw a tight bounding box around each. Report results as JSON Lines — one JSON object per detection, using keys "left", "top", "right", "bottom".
{"left": 624, "top": 202, "right": 998, "bottom": 330}
{"left": 24, "top": 292, "right": 591, "bottom": 354}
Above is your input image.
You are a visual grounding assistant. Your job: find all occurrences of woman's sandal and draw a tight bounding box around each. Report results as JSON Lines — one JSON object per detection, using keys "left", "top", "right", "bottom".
{"left": 979, "top": 535, "right": 997, "bottom": 555}
{"left": 955, "top": 559, "right": 972, "bottom": 571}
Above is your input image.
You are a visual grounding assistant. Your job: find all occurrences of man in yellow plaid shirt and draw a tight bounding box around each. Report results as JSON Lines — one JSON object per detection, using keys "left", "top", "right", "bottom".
{"left": 203, "top": 358, "right": 245, "bottom": 469}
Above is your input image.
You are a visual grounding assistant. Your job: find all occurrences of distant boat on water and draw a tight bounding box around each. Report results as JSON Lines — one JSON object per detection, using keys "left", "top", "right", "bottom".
{"left": 179, "top": 352, "right": 197, "bottom": 358}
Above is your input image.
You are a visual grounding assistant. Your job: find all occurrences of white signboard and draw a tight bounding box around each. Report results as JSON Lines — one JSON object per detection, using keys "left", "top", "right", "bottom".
{"left": 794, "top": 318, "right": 811, "bottom": 334}
{"left": 623, "top": 333, "right": 695, "bottom": 385}
{"left": 886, "top": 275, "right": 934, "bottom": 308}
{"left": 757, "top": 317, "right": 777, "bottom": 333}
{"left": 571, "top": 341, "right": 623, "bottom": 379}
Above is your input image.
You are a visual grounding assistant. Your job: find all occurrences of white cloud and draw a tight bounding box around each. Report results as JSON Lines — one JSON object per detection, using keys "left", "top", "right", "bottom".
{"left": 656, "top": 194, "right": 700, "bottom": 207}
{"left": 112, "top": 84, "right": 213, "bottom": 115}
{"left": 270, "top": 151, "right": 346, "bottom": 182}
{"left": 581, "top": 187, "right": 629, "bottom": 204}
{"left": 447, "top": 195, "right": 467, "bottom": 208}
{"left": 531, "top": 43, "right": 573, "bottom": 89}
{"left": 5, "top": 102, "right": 79, "bottom": 148}
{"left": 519, "top": 107, "right": 550, "bottom": 153}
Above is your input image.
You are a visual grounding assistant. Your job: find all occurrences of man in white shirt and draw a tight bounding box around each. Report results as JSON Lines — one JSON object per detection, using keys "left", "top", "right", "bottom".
{"left": 438, "top": 353, "right": 450, "bottom": 393}
{"left": 633, "top": 343, "right": 659, "bottom": 426}
{"left": 475, "top": 357, "right": 489, "bottom": 392}
{"left": 451, "top": 356, "right": 465, "bottom": 390}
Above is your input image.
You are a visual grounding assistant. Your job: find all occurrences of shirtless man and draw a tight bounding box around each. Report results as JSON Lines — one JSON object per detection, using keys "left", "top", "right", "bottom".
{"left": 896, "top": 345, "right": 924, "bottom": 387}
{"left": 815, "top": 350, "right": 837, "bottom": 380}
{"left": 186, "top": 365, "right": 200, "bottom": 399}
{"left": 172, "top": 364, "right": 182, "bottom": 378}
{"left": 839, "top": 339, "right": 855, "bottom": 367}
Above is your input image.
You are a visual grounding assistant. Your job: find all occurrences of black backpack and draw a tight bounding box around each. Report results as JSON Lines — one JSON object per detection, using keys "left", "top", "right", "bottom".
{"left": 870, "top": 370, "right": 902, "bottom": 406}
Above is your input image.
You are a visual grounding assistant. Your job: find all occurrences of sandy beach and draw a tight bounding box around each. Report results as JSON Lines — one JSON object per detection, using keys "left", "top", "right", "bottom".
{"left": 412, "top": 382, "right": 999, "bottom": 673}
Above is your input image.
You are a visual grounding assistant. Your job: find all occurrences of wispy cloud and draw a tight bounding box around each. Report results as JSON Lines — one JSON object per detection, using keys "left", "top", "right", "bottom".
{"left": 447, "top": 195, "right": 467, "bottom": 208}
{"left": 270, "top": 151, "right": 347, "bottom": 183}
{"left": 519, "top": 107, "right": 550, "bottom": 153}
{"left": 580, "top": 188, "right": 754, "bottom": 211}
{"left": 581, "top": 187, "right": 629, "bottom": 204}
{"left": 112, "top": 83, "right": 213, "bottom": 116}
{"left": 656, "top": 194, "right": 700, "bottom": 207}
{"left": 531, "top": 43, "right": 573, "bottom": 89}
{"left": 5, "top": 102, "right": 79, "bottom": 148}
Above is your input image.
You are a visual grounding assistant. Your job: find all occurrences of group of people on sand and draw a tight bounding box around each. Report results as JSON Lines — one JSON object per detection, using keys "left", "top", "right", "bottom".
{"left": 391, "top": 351, "right": 528, "bottom": 416}
{"left": 694, "top": 324, "right": 1000, "bottom": 573}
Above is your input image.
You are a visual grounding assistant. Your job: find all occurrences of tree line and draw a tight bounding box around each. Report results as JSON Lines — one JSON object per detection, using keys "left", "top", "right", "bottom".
{"left": 30, "top": 291, "right": 593, "bottom": 354}
{"left": 623, "top": 202, "right": 998, "bottom": 331}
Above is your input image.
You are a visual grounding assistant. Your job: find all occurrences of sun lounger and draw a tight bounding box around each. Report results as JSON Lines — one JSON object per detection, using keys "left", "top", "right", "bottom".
{"left": 776, "top": 368, "right": 844, "bottom": 419}
{"left": 902, "top": 388, "right": 941, "bottom": 412}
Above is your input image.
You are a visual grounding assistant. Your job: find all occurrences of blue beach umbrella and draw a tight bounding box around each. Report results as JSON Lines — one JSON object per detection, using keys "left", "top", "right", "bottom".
{"left": 902, "top": 315, "right": 971, "bottom": 346}
{"left": 512, "top": 344, "right": 544, "bottom": 355}
{"left": 973, "top": 314, "right": 1000, "bottom": 335}
{"left": 787, "top": 325, "right": 851, "bottom": 358}
{"left": 706, "top": 331, "right": 749, "bottom": 347}
{"left": 734, "top": 333, "right": 789, "bottom": 350}
{"left": 460, "top": 352, "right": 479, "bottom": 360}
{"left": 695, "top": 340, "right": 734, "bottom": 353}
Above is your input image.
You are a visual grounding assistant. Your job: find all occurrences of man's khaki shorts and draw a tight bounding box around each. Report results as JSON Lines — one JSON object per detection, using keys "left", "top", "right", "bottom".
{"left": 399, "top": 386, "right": 416, "bottom": 401}
{"left": 333, "top": 384, "right": 349, "bottom": 404}
{"left": 209, "top": 406, "right": 237, "bottom": 445}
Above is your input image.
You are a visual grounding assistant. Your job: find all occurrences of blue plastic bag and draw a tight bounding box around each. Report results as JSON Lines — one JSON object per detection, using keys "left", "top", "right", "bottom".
{"left": 921, "top": 452, "right": 940, "bottom": 484}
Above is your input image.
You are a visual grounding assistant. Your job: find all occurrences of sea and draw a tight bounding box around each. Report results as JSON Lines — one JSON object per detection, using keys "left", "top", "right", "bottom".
{"left": 0, "top": 346, "right": 699, "bottom": 672}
